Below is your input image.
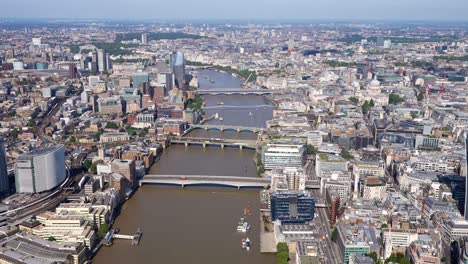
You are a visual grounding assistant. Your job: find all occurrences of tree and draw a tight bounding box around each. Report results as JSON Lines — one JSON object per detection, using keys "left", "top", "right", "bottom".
{"left": 381, "top": 223, "right": 388, "bottom": 229}
{"left": 349, "top": 97, "right": 359, "bottom": 105}
{"left": 97, "top": 223, "right": 109, "bottom": 239}
{"left": 89, "top": 161, "right": 98, "bottom": 174}
{"left": 417, "top": 91, "right": 425, "bottom": 101}
{"left": 105, "top": 121, "right": 119, "bottom": 129}
{"left": 331, "top": 227, "right": 338, "bottom": 242}
{"left": 307, "top": 145, "right": 317, "bottom": 155}
{"left": 276, "top": 242, "right": 289, "bottom": 264}
{"left": 353, "top": 121, "right": 361, "bottom": 130}
{"left": 340, "top": 149, "right": 354, "bottom": 160}
{"left": 69, "top": 136, "right": 76, "bottom": 143}
{"left": 48, "top": 236, "right": 56, "bottom": 241}
{"left": 369, "top": 99, "right": 375, "bottom": 107}
{"left": 27, "top": 119, "right": 36, "bottom": 127}
{"left": 361, "top": 100, "right": 371, "bottom": 114}
{"left": 388, "top": 93, "right": 405, "bottom": 105}
{"left": 83, "top": 160, "right": 92, "bottom": 171}
{"left": 10, "top": 128, "right": 19, "bottom": 138}
{"left": 367, "top": 252, "right": 379, "bottom": 263}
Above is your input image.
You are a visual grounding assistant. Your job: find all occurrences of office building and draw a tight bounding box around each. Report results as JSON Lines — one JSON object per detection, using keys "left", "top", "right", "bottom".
{"left": 383, "top": 39, "right": 392, "bottom": 49}
{"left": 262, "top": 143, "right": 306, "bottom": 170}
{"left": 337, "top": 224, "right": 376, "bottom": 264}
{"left": 133, "top": 71, "right": 149, "bottom": 89}
{"left": 0, "top": 139, "right": 8, "bottom": 195}
{"left": 141, "top": 33, "right": 148, "bottom": 44}
{"left": 270, "top": 191, "right": 315, "bottom": 224}
{"left": 15, "top": 145, "right": 66, "bottom": 193}
{"left": 376, "top": 36, "right": 384, "bottom": 47}
{"left": 111, "top": 159, "right": 136, "bottom": 188}
{"left": 97, "top": 49, "right": 107, "bottom": 73}
{"left": 465, "top": 133, "right": 468, "bottom": 221}
{"left": 169, "top": 51, "right": 186, "bottom": 89}
{"left": 97, "top": 97, "right": 122, "bottom": 115}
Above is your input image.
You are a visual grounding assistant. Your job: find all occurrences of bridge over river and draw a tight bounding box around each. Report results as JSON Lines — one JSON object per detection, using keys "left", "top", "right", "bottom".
{"left": 139, "top": 175, "right": 321, "bottom": 189}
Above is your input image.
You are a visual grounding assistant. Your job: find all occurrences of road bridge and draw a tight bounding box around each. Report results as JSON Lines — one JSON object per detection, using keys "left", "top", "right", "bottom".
{"left": 197, "top": 88, "right": 274, "bottom": 95}
{"left": 171, "top": 137, "right": 257, "bottom": 149}
{"left": 140, "top": 175, "right": 270, "bottom": 189}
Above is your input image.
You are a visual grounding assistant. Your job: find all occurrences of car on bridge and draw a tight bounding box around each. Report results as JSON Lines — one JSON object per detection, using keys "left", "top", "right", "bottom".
{"left": 180, "top": 176, "right": 188, "bottom": 180}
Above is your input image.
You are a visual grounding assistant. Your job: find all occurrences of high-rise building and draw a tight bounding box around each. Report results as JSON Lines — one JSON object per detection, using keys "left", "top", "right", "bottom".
{"left": 141, "top": 33, "right": 148, "bottom": 44}
{"left": 15, "top": 145, "right": 66, "bottom": 193}
{"left": 270, "top": 191, "right": 315, "bottom": 224}
{"left": 91, "top": 50, "right": 99, "bottom": 74}
{"left": 464, "top": 133, "right": 468, "bottom": 221}
{"left": 97, "top": 49, "right": 107, "bottom": 73}
{"left": 0, "top": 139, "right": 9, "bottom": 195}
{"left": 68, "top": 63, "right": 78, "bottom": 79}
{"left": 169, "top": 51, "right": 186, "bottom": 90}
{"left": 376, "top": 36, "right": 384, "bottom": 47}
{"left": 111, "top": 159, "right": 136, "bottom": 189}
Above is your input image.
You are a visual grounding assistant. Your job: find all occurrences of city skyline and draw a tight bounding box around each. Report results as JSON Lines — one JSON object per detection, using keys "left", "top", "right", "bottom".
{"left": 2, "top": 0, "right": 468, "bottom": 21}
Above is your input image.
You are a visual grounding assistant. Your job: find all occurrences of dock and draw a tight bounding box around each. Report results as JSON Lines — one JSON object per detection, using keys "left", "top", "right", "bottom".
{"left": 102, "top": 228, "right": 143, "bottom": 246}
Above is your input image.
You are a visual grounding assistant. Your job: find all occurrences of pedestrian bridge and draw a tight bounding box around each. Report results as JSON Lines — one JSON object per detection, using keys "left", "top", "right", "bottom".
{"left": 197, "top": 88, "right": 274, "bottom": 95}
{"left": 140, "top": 175, "right": 271, "bottom": 189}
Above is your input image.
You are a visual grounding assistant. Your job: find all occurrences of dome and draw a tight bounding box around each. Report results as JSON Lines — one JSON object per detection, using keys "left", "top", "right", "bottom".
{"left": 369, "top": 79, "right": 380, "bottom": 88}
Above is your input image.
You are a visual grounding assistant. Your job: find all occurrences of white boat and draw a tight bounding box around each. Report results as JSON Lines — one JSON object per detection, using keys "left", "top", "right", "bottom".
{"left": 215, "top": 113, "right": 219, "bottom": 119}
{"left": 219, "top": 117, "right": 223, "bottom": 121}
{"left": 242, "top": 238, "right": 251, "bottom": 250}
{"left": 248, "top": 112, "right": 252, "bottom": 116}
{"left": 241, "top": 222, "right": 250, "bottom": 233}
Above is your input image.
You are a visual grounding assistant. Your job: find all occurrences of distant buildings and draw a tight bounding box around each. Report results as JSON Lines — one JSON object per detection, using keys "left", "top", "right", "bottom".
{"left": 141, "top": 33, "right": 148, "bottom": 44}
{"left": 270, "top": 191, "right": 315, "bottom": 224}
{"left": 15, "top": 145, "right": 66, "bottom": 193}
{"left": 97, "top": 97, "right": 122, "bottom": 115}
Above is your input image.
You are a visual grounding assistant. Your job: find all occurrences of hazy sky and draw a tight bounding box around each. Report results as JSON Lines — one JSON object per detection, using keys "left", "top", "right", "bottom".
{"left": 2, "top": 0, "right": 468, "bottom": 21}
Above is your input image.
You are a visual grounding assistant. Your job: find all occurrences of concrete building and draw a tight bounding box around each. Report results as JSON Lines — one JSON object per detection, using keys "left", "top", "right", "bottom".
{"left": 262, "top": 143, "right": 306, "bottom": 170}
{"left": 359, "top": 176, "right": 387, "bottom": 200}
{"left": 382, "top": 228, "right": 418, "bottom": 259}
{"left": 315, "top": 153, "right": 349, "bottom": 178}
{"left": 270, "top": 167, "right": 306, "bottom": 191}
{"left": 100, "top": 133, "right": 130, "bottom": 143}
{"left": 0, "top": 233, "right": 87, "bottom": 264}
{"left": 111, "top": 159, "right": 136, "bottom": 188}
{"left": 15, "top": 145, "right": 66, "bottom": 193}
{"left": 336, "top": 224, "right": 377, "bottom": 264}
{"left": 97, "top": 97, "right": 122, "bottom": 115}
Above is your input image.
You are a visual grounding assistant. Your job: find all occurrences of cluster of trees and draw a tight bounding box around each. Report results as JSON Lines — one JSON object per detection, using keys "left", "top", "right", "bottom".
{"left": 388, "top": 93, "right": 405, "bottom": 105}
{"left": 214, "top": 65, "right": 257, "bottom": 82}
{"left": 105, "top": 121, "right": 119, "bottom": 129}
{"left": 324, "top": 60, "right": 357, "bottom": 67}
{"left": 97, "top": 223, "right": 109, "bottom": 240}
{"left": 434, "top": 55, "right": 468, "bottom": 62}
{"left": 83, "top": 160, "right": 98, "bottom": 174}
{"left": 276, "top": 242, "right": 289, "bottom": 264}
{"left": 306, "top": 145, "right": 317, "bottom": 155}
{"left": 257, "top": 155, "right": 265, "bottom": 175}
{"left": 69, "top": 42, "right": 139, "bottom": 56}
{"left": 361, "top": 99, "right": 375, "bottom": 114}
{"left": 384, "top": 253, "right": 410, "bottom": 264}
{"left": 340, "top": 149, "right": 354, "bottom": 160}
{"left": 115, "top": 32, "right": 205, "bottom": 42}
{"left": 331, "top": 227, "right": 338, "bottom": 241}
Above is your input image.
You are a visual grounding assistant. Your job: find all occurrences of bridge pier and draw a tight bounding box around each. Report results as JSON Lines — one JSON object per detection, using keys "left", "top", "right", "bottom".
{"left": 237, "top": 128, "right": 240, "bottom": 132}
{"left": 184, "top": 142, "right": 188, "bottom": 147}
{"left": 203, "top": 143, "right": 206, "bottom": 148}
{"left": 181, "top": 184, "right": 185, "bottom": 188}
{"left": 239, "top": 145, "right": 243, "bottom": 150}
{"left": 237, "top": 186, "right": 240, "bottom": 190}
{"left": 221, "top": 144, "right": 224, "bottom": 149}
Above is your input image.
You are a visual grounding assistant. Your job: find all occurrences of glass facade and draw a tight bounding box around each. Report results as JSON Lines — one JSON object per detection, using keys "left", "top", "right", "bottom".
{"left": 270, "top": 191, "right": 315, "bottom": 224}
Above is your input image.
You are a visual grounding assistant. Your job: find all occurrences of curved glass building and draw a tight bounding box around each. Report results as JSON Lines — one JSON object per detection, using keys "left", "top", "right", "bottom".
{"left": 15, "top": 145, "right": 66, "bottom": 193}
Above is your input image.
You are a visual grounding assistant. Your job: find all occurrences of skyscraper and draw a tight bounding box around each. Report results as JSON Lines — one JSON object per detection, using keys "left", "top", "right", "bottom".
{"left": 15, "top": 145, "right": 66, "bottom": 193}
{"left": 141, "top": 33, "right": 148, "bottom": 44}
{"left": 0, "top": 139, "right": 9, "bottom": 195}
{"left": 97, "top": 49, "right": 107, "bottom": 73}
{"left": 465, "top": 133, "right": 468, "bottom": 221}
{"left": 169, "top": 51, "right": 186, "bottom": 90}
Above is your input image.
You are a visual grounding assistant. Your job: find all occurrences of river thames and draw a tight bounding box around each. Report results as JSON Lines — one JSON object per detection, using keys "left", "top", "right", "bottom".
{"left": 93, "top": 69, "right": 275, "bottom": 264}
